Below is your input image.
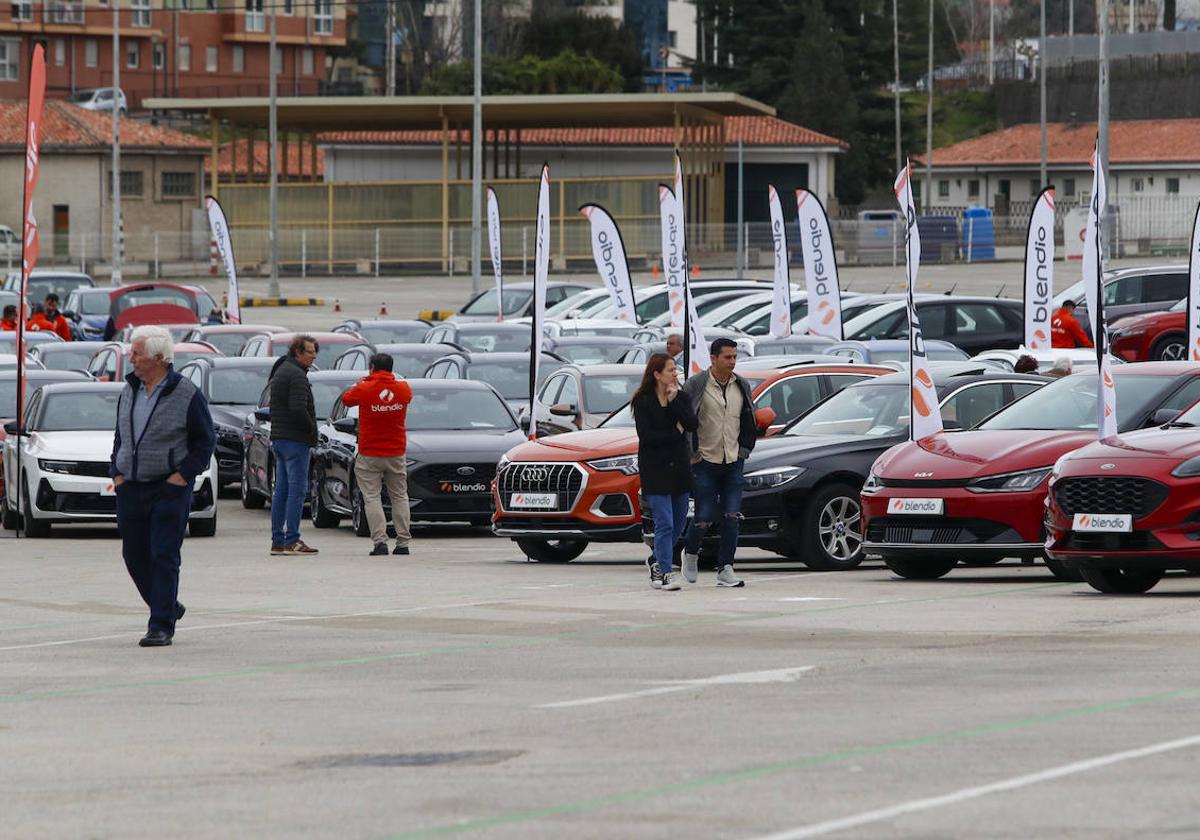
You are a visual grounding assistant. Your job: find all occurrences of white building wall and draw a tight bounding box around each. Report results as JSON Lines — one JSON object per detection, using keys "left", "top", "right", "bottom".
{"left": 667, "top": 1, "right": 696, "bottom": 64}
{"left": 926, "top": 165, "right": 1200, "bottom": 211}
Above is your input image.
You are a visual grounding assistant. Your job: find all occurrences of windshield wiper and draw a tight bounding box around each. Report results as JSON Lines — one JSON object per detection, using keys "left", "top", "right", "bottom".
{"left": 1163, "top": 420, "right": 1196, "bottom": 429}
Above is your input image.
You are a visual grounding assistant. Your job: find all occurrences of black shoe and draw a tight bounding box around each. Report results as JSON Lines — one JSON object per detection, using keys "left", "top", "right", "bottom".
{"left": 175, "top": 602, "right": 186, "bottom": 621}
{"left": 369, "top": 542, "right": 389, "bottom": 556}
{"left": 393, "top": 544, "right": 410, "bottom": 555}
{"left": 139, "top": 630, "right": 172, "bottom": 647}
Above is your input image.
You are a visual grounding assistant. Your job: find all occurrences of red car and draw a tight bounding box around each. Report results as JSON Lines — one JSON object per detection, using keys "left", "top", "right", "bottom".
{"left": 862, "top": 362, "right": 1200, "bottom": 581}
{"left": 1108, "top": 298, "right": 1186, "bottom": 362}
{"left": 1045, "top": 404, "right": 1200, "bottom": 593}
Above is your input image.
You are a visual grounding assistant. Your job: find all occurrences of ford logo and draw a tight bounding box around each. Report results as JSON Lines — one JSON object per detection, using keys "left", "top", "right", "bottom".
{"left": 456, "top": 466, "right": 477, "bottom": 476}
{"left": 521, "top": 465, "right": 549, "bottom": 483}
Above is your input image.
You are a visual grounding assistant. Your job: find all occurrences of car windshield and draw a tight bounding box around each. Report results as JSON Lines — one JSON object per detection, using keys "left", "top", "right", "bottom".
{"left": 583, "top": 374, "right": 641, "bottom": 414}
{"left": 69, "top": 90, "right": 97, "bottom": 103}
{"left": 467, "top": 360, "right": 561, "bottom": 400}
{"left": 545, "top": 291, "right": 599, "bottom": 318}
{"left": 211, "top": 368, "right": 272, "bottom": 405}
{"left": 0, "top": 334, "right": 60, "bottom": 354}
{"left": 311, "top": 380, "right": 355, "bottom": 420}
{"left": 979, "top": 374, "right": 1174, "bottom": 431}
{"left": 73, "top": 290, "right": 112, "bottom": 315}
{"left": 785, "top": 382, "right": 911, "bottom": 437}
{"left": 299, "top": 342, "right": 356, "bottom": 370}
{"left": 406, "top": 387, "right": 516, "bottom": 431}
{"left": 173, "top": 350, "right": 214, "bottom": 368}
{"left": 553, "top": 343, "right": 630, "bottom": 364}
{"left": 1170, "top": 297, "right": 1187, "bottom": 312}
{"left": 870, "top": 346, "right": 967, "bottom": 363}
{"left": 38, "top": 391, "right": 120, "bottom": 431}
{"left": 461, "top": 288, "right": 532, "bottom": 316}
{"left": 600, "top": 402, "right": 635, "bottom": 428}
{"left": 114, "top": 287, "right": 195, "bottom": 313}
{"left": 392, "top": 353, "right": 439, "bottom": 378}
{"left": 458, "top": 329, "right": 530, "bottom": 352}
{"left": 355, "top": 323, "right": 430, "bottom": 343}
{"left": 29, "top": 278, "right": 90, "bottom": 302}
{"left": 37, "top": 348, "right": 96, "bottom": 370}
{"left": 201, "top": 332, "right": 255, "bottom": 356}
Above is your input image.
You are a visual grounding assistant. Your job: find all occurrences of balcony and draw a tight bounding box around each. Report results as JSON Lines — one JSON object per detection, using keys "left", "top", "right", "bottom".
{"left": 45, "top": 0, "right": 83, "bottom": 24}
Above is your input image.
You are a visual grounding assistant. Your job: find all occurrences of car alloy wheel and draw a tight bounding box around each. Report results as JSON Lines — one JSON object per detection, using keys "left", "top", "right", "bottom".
{"left": 819, "top": 496, "right": 862, "bottom": 563}
{"left": 800, "top": 482, "right": 865, "bottom": 571}
{"left": 1155, "top": 337, "right": 1187, "bottom": 361}
{"left": 310, "top": 467, "right": 341, "bottom": 528}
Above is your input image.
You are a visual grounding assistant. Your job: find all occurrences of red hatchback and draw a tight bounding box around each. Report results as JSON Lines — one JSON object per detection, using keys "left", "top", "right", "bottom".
{"left": 1045, "top": 401, "right": 1200, "bottom": 593}
{"left": 862, "top": 363, "right": 1200, "bottom": 581}
{"left": 1108, "top": 298, "right": 1186, "bottom": 362}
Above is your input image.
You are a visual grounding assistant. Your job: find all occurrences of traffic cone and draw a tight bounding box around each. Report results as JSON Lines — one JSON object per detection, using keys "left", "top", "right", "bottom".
{"left": 379, "top": 302, "right": 388, "bottom": 316}
{"left": 690, "top": 264, "right": 701, "bottom": 278}
{"left": 333, "top": 298, "right": 342, "bottom": 313}
{"left": 651, "top": 264, "right": 661, "bottom": 278}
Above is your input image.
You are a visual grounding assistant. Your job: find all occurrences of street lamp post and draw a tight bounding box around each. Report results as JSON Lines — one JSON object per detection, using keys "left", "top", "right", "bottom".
{"left": 470, "top": 0, "right": 481, "bottom": 295}
{"left": 111, "top": 0, "right": 121, "bottom": 286}
{"left": 268, "top": 0, "right": 279, "bottom": 297}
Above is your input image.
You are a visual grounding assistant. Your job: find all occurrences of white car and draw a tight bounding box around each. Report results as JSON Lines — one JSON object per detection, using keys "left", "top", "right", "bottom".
{"left": 68, "top": 87, "right": 128, "bottom": 115}
{"left": 970, "top": 347, "right": 1124, "bottom": 373}
{"left": 1, "top": 382, "right": 217, "bottom": 537}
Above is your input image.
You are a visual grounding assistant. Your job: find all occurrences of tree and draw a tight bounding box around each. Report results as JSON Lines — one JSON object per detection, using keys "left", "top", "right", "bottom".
{"left": 521, "top": 6, "right": 644, "bottom": 92}
{"left": 421, "top": 49, "right": 624, "bottom": 95}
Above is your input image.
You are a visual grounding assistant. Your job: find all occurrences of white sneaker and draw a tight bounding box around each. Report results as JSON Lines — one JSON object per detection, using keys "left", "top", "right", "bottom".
{"left": 682, "top": 552, "right": 699, "bottom": 583}
{"left": 716, "top": 565, "right": 744, "bottom": 587}
{"left": 662, "top": 572, "right": 682, "bottom": 591}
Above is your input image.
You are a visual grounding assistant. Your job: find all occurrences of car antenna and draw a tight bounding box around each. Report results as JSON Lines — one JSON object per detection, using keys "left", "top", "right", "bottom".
{"left": 944, "top": 282, "right": 957, "bottom": 296}
{"left": 882, "top": 283, "right": 892, "bottom": 294}
{"left": 995, "top": 284, "right": 1006, "bottom": 298}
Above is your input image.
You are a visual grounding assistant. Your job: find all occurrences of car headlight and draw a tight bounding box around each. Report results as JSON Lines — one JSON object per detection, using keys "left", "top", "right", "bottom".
{"left": 1171, "top": 456, "right": 1200, "bottom": 477}
{"left": 966, "top": 466, "right": 1052, "bottom": 493}
{"left": 216, "top": 425, "right": 241, "bottom": 442}
{"left": 862, "top": 471, "right": 882, "bottom": 494}
{"left": 743, "top": 465, "right": 806, "bottom": 491}
{"left": 588, "top": 454, "right": 639, "bottom": 475}
{"left": 39, "top": 459, "right": 80, "bottom": 474}
{"left": 1113, "top": 328, "right": 1146, "bottom": 338}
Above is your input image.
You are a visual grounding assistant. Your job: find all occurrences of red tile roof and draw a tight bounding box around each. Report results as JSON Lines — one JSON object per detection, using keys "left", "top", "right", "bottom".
{"left": 211, "top": 138, "right": 324, "bottom": 178}
{"left": 0, "top": 100, "right": 206, "bottom": 151}
{"left": 317, "top": 115, "right": 846, "bottom": 149}
{"left": 925, "top": 119, "right": 1200, "bottom": 167}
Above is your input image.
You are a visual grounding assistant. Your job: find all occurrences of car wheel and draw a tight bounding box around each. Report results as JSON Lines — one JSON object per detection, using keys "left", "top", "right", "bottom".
{"left": 1043, "top": 556, "right": 1084, "bottom": 582}
{"left": 241, "top": 459, "right": 265, "bottom": 509}
{"left": 21, "top": 481, "right": 49, "bottom": 538}
{"left": 350, "top": 483, "right": 370, "bottom": 537}
{"left": 799, "top": 483, "right": 865, "bottom": 571}
{"left": 885, "top": 557, "right": 957, "bottom": 579}
{"left": 1080, "top": 566, "right": 1163, "bottom": 594}
{"left": 189, "top": 509, "right": 217, "bottom": 538}
{"left": 310, "top": 468, "right": 341, "bottom": 528}
{"left": 1, "top": 487, "right": 18, "bottom": 530}
{"left": 1152, "top": 333, "right": 1187, "bottom": 361}
{"left": 515, "top": 538, "right": 588, "bottom": 563}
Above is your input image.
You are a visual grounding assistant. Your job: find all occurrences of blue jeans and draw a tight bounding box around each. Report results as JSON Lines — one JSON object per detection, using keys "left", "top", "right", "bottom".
{"left": 270, "top": 439, "right": 311, "bottom": 546}
{"left": 684, "top": 459, "right": 745, "bottom": 569}
{"left": 645, "top": 492, "right": 689, "bottom": 576}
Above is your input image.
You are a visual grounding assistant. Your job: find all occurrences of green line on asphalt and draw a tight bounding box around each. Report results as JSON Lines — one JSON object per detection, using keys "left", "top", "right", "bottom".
{"left": 387, "top": 682, "right": 1200, "bottom": 839}
{"left": 0, "top": 581, "right": 1068, "bottom": 704}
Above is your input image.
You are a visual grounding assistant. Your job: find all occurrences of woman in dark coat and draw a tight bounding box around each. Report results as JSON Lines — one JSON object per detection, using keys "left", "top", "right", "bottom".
{"left": 632, "top": 353, "right": 698, "bottom": 591}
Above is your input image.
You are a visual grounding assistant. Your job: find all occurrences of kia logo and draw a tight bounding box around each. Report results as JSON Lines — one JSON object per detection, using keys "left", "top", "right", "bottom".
{"left": 521, "top": 465, "right": 549, "bottom": 483}
{"left": 456, "top": 465, "right": 477, "bottom": 476}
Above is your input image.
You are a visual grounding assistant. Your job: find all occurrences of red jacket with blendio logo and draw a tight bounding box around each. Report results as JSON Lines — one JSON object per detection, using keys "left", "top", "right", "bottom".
{"left": 340, "top": 371, "right": 413, "bottom": 457}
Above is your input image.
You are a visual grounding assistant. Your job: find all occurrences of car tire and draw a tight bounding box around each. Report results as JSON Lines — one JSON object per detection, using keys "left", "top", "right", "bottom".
{"left": 1151, "top": 333, "right": 1187, "bottom": 362}
{"left": 515, "top": 538, "right": 588, "bottom": 563}
{"left": 885, "top": 557, "right": 957, "bottom": 579}
{"left": 1080, "top": 566, "right": 1163, "bottom": 594}
{"left": 189, "top": 510, "right": 217, "bottom": 538}
{"left": 1, "top": 489, "right": 17, "bottom": 530}
{"left": 310, "top": 468, "right": 341, "bottom": 528}
{"left": 241, "top": 460, "right": 266, "bottom": 509}
{"left": 798, "top": 483, "right": 865, "bottom": 571}
{"left": 1043, "top": 556, "right": 1084, "bottom": 582}
{"left": 351, "top": 484, "right": 370, "bottom": 538}
{"left": 21, "top": 481, "right": 49, "bottom": 538}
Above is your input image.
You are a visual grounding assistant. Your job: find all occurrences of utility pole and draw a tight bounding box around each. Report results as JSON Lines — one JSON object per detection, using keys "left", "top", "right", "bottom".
{"left": 735, "top": 139, "right": 743, "bottom": 280}
{"left": 1040, "top": 0, "right": 1047, "bottom": 188}
{"left": 111, "top": 0, "right": 121, "bottom": 286}
{"left": 385, "top": 0, "right": 396, "bottom": 96}
{"left": 893, "top": 0, "right": 901, "bottom": 173}
{"left": 988, "top": 0, "right": 995, "bottom": 85}
{"left": 268, "top": 0, "right": 279, "bottom": 297}
{"left": 1129, "top": 0, "right": 1135, "bottom": 32}
{"left": 470, "top": 0, "right": 481, "bottom": 294}
{"left": 1098, "top": 0, "right": 1110, "bottom": 211}
{"left": 925, "top": 0, "right": 934, "bottom": 212}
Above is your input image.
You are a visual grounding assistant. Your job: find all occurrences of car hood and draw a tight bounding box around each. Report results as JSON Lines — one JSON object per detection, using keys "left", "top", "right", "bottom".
{"left": 1060, "top": 427, "right": 1200, "bottom": 466}
{"left": 406, "top": 429, "right": 526, "bottom": 457}
{"left": 504, "top": 427, "right": 638, "bottom": 462}
{"left": 210, "top": 404, "right": 257, "bottom": 428}
{"left": 23, "top": 430, "right": 112, "bottom": 460}
{"left": 745, "top": 432, "right": 904, "bottom": 470}
{"left": 873, "top": 429, "right": 1098, "bottom": 480}
{"left": 1112, "top": 309, "right": 1184, "bottom": 333}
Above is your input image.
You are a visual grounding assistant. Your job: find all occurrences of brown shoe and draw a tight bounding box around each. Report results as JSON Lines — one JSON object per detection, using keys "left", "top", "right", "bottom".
{"left": 288, "top": 540, "right": 319, "bottom": 555}
{"left": 270, "top": 544, "right": 288, "bottom": 555}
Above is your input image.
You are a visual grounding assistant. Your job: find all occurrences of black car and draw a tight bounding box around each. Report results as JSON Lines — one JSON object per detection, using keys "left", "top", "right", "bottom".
{"left": 841, "top": 296, "right": 1025, "bottom": 355}
{"left": 240, "top": 370, "right": 363, "bottom": 509}
{"left": 701, "top": 366, "right": 1048, "bottom": 571}
{"left": 332, "top": 342, "right": 453, "bottom": 377}
{"left": 309, "top": 379, "right": 526, "bottom": 534}
{"left": 178, "top": 356, "right": 277, "bottom": 487}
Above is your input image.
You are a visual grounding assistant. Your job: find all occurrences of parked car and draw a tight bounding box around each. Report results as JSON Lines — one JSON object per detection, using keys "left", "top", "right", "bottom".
{"left": 450, "top": 281, "right": 589, "bottom": 323}
{"left": 1045, "top": 398, "right": 1200, "bottom": 593}
{"left": 1, "top": 382, "right": 218, "bottom": 537}
{"left": 239, "top": 331, "right": 365, "bottom": 371}
{"left": 0, "top": 332, "right": 64, "bottom": 357}
{"left": 539, "top": 318, "right": 644, "bottom": 339}
{"left": 530, "top": 364, "right": 643, "bottom": 436}
{"left": 861, "top": 362, "right": 1200, "bottom": 581}
{"left": 1056, "top": 264, "right": 1188, "bottom": 336}
{"left": 591, "top": 280, "right": 792, "bottom": 324}
{"left": 63, "top": 287, "right": 117, "bottom": 340}
{"left": 333, "top": 318, "right": 431, "bottom": 344}
{"left": 730, "top": 366, "right": 1049, "bottom": 571}
{"left": 100, "top": 283, "right": 219, "bottom": 338}
{"left": 971, "top": 347, "right": 1123, "bottom": 373}
{"left": 310, "top": 379, "right": 526, "bottom": 533}
{"left": 492, "top": 363, "right": 892, "bottom": 562}
{"left": 543, "top": 288, "right": 613, "bottom": 320}
{"left": 332, "top": 342, "right": 453, "bottom": 376}
{"left": 790, "top": 293, "right": 940, "bottom": 337}
{"left": 84, "top": 341, "right": 129, "bottom": 382}
{"left": 423, "top": 321, "right": 534, "bottom": 352}
{"left": 1107, "top": 297, "right": 1188, "bottom": 362}
{"left": 423, "top": 350, "right": 566, "bottom": 416}
{"left": 827, "top": 338, "right": 969, "bottom": 366}
{"left": 0, "top": 368, "right": 91, "bottom": 513}
{"left": 841, "top": 297, "right": 1025, "bottom": 355}
{"left": 28, "top": 341, "right": 108, "bottom": 372}
{"left": 181, "top": 324, "right": 287, "bottom": 357}
{"left": 2, "top": 269, "right": 95, "bottom": 304}
{"left": 68, "top": 87, "right": 127, "bottom": 115}
{"left": 745, "top": 335, "right": 838, "bottom": 357}
{"left": 541, "top": 336, "right": 637, "bottom": 365}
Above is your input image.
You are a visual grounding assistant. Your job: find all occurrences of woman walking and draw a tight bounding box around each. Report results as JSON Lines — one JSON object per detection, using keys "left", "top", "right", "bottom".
{"left": 633, "top": 353, "right": 698, "bottom": 591}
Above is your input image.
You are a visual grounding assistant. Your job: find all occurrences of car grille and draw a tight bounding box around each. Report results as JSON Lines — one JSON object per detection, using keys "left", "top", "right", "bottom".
{"left": 496, "top": 462, "right": 585, "bottom": 513}
{"left": 68, "top": 461, "right": 111, "bottom": 477}
{"left": 413, "top": 462, "right": 497, "bottom": 492}
{"left": 1063, "top": 531, "right": 1165, "bottom": 551}
{"left": 1053, "top": 477, "right": 1169, "bottom": 518}
{"left": 866, "top": 517, "right": 1025, "bottom": 545}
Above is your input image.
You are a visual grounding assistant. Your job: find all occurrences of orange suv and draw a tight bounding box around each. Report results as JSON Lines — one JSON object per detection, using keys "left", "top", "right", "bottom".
{"left": 492, "top": 362, "right": 893, "bottom": 562}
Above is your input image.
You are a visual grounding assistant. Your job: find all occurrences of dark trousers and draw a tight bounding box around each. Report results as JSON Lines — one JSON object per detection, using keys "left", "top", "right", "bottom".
{"left": 116, "top": 479, "right": 192, "bottom": 635}
{"left": 684, "top": 459, "right": 745, "bottom": 568}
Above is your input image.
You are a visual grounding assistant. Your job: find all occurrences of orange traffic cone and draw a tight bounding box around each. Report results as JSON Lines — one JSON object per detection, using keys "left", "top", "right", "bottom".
{"left": 379, "top": 302, "right": 388, "bottom": 316}
{"left": 651, "top": 264, "right": 661, "bottom": 278}
{"left": 333, "top": 299, "right": 342, "bottom": 313}
{"left": 690, "top": 264, "right": 701, "bottom": 278}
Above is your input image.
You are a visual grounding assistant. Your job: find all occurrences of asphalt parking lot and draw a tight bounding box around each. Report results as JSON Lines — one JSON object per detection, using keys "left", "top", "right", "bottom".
{"left": 5, "top": 497, "right": 1200, "bottom": 839}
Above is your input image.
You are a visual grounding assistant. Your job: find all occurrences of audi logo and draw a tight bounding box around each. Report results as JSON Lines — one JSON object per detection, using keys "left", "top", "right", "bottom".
{"left": 456, "top": 465, "right": 477, "bottom": 476}
{"left": 520, "top": 465, "right": 549, "bottom": 483}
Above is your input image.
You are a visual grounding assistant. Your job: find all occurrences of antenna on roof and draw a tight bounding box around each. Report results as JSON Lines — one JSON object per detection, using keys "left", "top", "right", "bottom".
{"left": 882, "top": 283, "right": 892, "bottom": 294}
{"left": 945, "top": 282, "right": 957, "bottom": 296}
{"left": 995, "top": 284, "right": 1006, "bottom": 298}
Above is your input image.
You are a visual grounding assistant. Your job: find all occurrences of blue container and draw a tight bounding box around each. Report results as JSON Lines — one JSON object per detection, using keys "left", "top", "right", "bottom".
{"left": 916, "top": 215, "right": 959, "bottom": 264}
{"left": 960, "top": 206, "right": 996, "bottom": 261}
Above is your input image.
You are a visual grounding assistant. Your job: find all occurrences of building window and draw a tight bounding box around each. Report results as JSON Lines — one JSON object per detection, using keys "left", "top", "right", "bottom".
{"left": 301, "top": 47, "right": 313, "bottom": 75}
{"left": 0, "top": 39, "right": 18, "bottom": 80}
{"left": 12, "top": 0, "right": 31, "bottom": 22}
{"left": 313, "top": 0, "right": 332, "bottom": 34}
{"left": 937, "top": 179, "right": 949, "bottom": 198}
{"left": 1131, "top": 177, "right": 1145, "bottom": 192}
{"left": 109, "top": 171, "right": 144, "bottom": 197}
{"left": 178, "top": 43, "right": 191, "bottom": 71}
{"left": 231, "top": 45, "right": 244, "bottom": 73}
{"left": 153, "top": 43, "right": 164, "bottom": 69}
{"left": 1063, "top": 177, "right": 1076, "bottom": 197}
{"left": 131, "top": 0, "right": 150, "bottom": 27}
{"left": 85, "top": 39, "right": 97, "bottom": 67}
{"left": 162, "top": 171, "right": 196, "bottom": 198}
{"left": 1168, "top": 177, "right": 1181, "bottom": 194}
{"left": 125, "top": 41, "right": 139, "bottom": 68}
{"left": 205, "top": 45, "right": 217, "bottom": 72}
{"left": 283, "top": 0, "right": 292, "bottom": 14}
{"left": 1029, "top": 178, "right": 1040, "bottom": 197}
{"left": 245, "top": 0, "right": 264, "bottom": 32}
{"left": 667, "top": 30, "right": 677, "bottom": 48}
{"left": 967, "top": 179, "right": 980, "bottom": 198}
{"left": 54, "top": 39, "right": 65, "bottom": 66}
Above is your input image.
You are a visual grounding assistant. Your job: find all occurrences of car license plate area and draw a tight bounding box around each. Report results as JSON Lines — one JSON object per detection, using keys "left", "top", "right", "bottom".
{"left": 1072, "top": 513, "right": 1132, "bottom": 532}
{"left": 509, "top": 492, "right": 557, "bottom": 509}
{"left": 886, "top": 497, "right": 945, "bottom": 516}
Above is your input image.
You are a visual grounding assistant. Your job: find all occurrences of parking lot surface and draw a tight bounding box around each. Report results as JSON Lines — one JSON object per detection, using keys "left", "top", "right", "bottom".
{"left": 4, "top": 498, "right": 1200, "bottom": 838}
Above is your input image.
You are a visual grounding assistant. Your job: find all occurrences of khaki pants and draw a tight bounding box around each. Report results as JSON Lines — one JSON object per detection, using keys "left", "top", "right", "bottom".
{"left": 354, "top": 454, "right": 411, "bottom": 546}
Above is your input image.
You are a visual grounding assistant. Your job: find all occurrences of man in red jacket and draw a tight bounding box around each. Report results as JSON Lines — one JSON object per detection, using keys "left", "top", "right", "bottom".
{"left": 1051, "top": 300, "right": 1094, "bottom": 348}
{"left": 341, "top": 353, "right": 414, "bottom": 556}
{"left": 28, "top": 293, "right": 73, "bottom": 340}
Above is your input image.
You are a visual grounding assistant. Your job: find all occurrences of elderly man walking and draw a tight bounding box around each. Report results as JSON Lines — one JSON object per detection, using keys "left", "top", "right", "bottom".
{"left": 341, "top": 352, "right": 414, "bottom": 556}
{"left": 269, "top": 334, "right": 320, "bottom": 556}
{"left": 109, "top": 325, "right": 215, "bottom": 647}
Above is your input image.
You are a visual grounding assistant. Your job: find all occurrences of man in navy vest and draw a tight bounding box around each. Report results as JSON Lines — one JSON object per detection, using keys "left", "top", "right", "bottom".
{"left": 109, "top": 325, "right": 215, "bottom": 647}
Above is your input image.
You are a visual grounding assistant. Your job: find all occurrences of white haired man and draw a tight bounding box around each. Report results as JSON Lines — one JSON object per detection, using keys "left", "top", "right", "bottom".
{"left": 109, "top": 325, "right": 215, "bottom": 647}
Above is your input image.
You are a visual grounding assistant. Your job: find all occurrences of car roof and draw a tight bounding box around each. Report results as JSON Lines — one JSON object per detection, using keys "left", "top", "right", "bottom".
{"left": 193, "top": 323, "right": 286, "bottom": 333}
{"left": 1109, "top": 361, "right": 1200, "bottom": 377}
{"left": 307, "top": 370, "right": 364, "bottom": 382}
{"left": 340, "top": 318, "right": 429, "bottom": 327}
{"left": 454, "top": 322, "right": 530, "bottom": 332}
{"left": 546, "top": 336, "right": 636, "bottom": 346}
{"left": 1106, "top": 263, "right": 1186, "bottom": 278}
{"left": 37, "top": 381, "right": 125, "bottom": 395}
{"left": 481, "top": 281, "right": 582, "bottom": 291}
{"left": 184, "top": 356, "right": 278, "bottom": 369}
{"left": 35, "top": 340, "right": 107, "bottom": 352}
{"left": 452, "top": 351, "right": 550, "bottom": 364}
{"left": 272, "top": 331, "right": 361, "bottom": 341}
{"left": 407, "top": 378, "right": 495, "bottom": 392}
{"left": 368, "top": 342, "right": 446, "bottom": 352}
{"left": 740, "top": 363, "right": 895, "bottom": 383}
{"left": 0, "top": 369, "right": 90, "bottom": 382}
{"left": 557, "top": 363, "right": 644, "bottom": 376}
{"left": 867, "top": 368, "right": 1048, "bottom": 389}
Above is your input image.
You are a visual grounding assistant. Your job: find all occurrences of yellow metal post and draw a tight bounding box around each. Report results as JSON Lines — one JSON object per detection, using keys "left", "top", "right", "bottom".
{"left": 442, "top": 114, "right": 450, "bottom": 273}
{"left": 558, "top": 176, "right": 566, "bottom": 267}
{"left": 209, "top": 116, "right": 219, "bottom": 197}
{"left": 327, "top": 181, "right": 334, "bottom": 273}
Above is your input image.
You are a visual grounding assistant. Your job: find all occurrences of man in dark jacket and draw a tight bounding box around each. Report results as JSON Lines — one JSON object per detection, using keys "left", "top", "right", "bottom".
{"left": 269, "top": 334, "right": 320, "bottom": 556}
{"left": 110, "top": 325, "right": 215, "bottom": 647}
{"left": 679, "top": 337, "right": 758, "bottom": 587}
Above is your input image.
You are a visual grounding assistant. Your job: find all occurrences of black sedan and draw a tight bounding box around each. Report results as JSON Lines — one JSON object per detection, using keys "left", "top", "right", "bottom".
{"left": 309, "top": 379, "right": 526, "bottom": 534}
{"left": 177, "top": 356, "right": 277, "bottom": 488}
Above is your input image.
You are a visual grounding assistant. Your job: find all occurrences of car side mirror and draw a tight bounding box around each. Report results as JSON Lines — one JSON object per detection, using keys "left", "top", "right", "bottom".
{"left": 1152, "top": 408, "right": 1182, "bottom": 427}
{"left": 942, "top": 419, "right": 963, "bottom": 431}
{"left": 2, "top": 420, "right": 17, "bottom": 435}
{"left": 754, "top": 406, "right": 777, "bottom": 434}
{"left": 333, "top": 417, "right": 358, "bottom": 434}
{"left": 549, "top": 403, "right": 578, "bottom": 417}
{"left": 518, "top": 414, "right": 531, "bottom": 432}
{"left": 254, "top": 407, "right": 270, "bottom": 421}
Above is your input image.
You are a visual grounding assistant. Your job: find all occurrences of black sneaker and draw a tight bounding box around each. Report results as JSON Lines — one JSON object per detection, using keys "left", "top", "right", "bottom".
{"left": 369, "top": 543, "right": 388, "bottom": 556}
{"left": 646, "top": 554, "right": 663, "bottom": 589}
{"left": 393, "top": 544, "right": 410, "bottom": 555}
